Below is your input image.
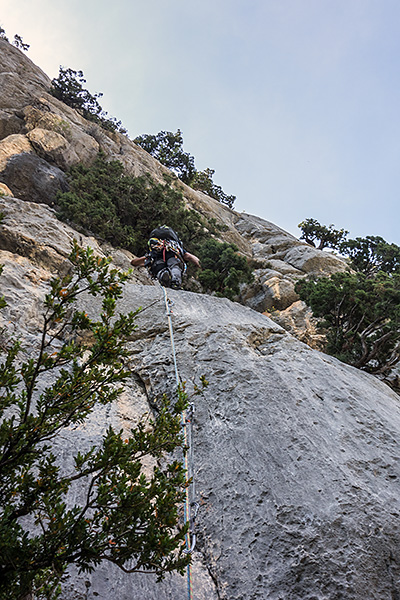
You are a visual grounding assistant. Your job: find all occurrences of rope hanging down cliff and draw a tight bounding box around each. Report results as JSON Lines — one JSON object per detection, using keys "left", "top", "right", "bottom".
{"left": 161, "top": 285, "right": 199, "bottom": 600}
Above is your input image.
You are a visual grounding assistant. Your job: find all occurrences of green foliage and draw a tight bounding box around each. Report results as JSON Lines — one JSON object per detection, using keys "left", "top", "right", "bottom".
{"left": 0, "top": 27, "right": 9, "bottom": 42}
{"left": 134, "top": 130, "right": 236, "bottom": 208}
{"left": 296, "top": 271, "right": 400, "bottom": 375}
{"left": 0, "top": 243, "right": 190, "bottom": 599}
{"left": 298, "top": 218, "right": 348, "bottom": 250}
{"left": 12, "top": 34, "right": 30, "bottom": 51}
{"left": 57, "top": 153, "right": 209, "bottom": 256}
{"left": 134, "top": 130, "right": 196, "bottom": 185}
{"left": 340, "top": 235, "right": 400, "bottom": 276}
{"left": 50, "top": 67, "right": 126, "bottom": 134}
{"left": 196, "top": 238, "right": 253, "bottom": 299}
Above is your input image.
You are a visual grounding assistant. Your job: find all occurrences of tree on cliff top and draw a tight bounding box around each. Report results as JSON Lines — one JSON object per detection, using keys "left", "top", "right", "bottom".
{"left": 50, "top": 67, "right": 126, "bottom": 134}
{"left": 298, "top": 219, "right": 400, "bottom": 277}
{"left": 340, "top": 235, "right": 400, "bottom": 277}
{"left": 298, "top": 218, "right": 348, "bottom": 250}
{"left": 0, "top": 26, "right": 29, "bottom": 51}
{"left": 134, "top": 130, "right": 236, "bottom": 208}
{"left": 0, "top": 243, "right": 190, "bottom": 599}
{"left": 134, "top": 130, "right": 196, "bottom": 184}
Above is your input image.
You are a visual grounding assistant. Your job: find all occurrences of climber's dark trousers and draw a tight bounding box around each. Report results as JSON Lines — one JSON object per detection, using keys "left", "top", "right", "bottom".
{"left": 152, "top": 255, "right": 183, "bottom": 287}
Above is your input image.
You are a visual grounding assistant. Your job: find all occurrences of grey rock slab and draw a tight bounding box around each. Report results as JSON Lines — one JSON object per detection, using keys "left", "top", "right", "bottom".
{"left": 0, "top": 109, "right": 25, "bottom": 140}
{"left": 106, "top": 284, "right": 400, "bottom": 600}
{"left": 0, "top": 152, "right": 68, "bottom": 206}
{"left": 284, "top": 245, "right": 348, "bottom": 275}
{"left": 0, "top": 196, "right": 103, "bottom": 270}
{"left": 2, "top": 240, "right": 400, "bottom": 598}
{"left": 0, "top": 40, "right": 50, "bottom": 110}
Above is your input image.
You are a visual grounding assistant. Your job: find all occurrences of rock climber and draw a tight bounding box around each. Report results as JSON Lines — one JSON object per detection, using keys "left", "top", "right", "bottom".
{"left": 130, "top": 225, "right": 200, "bottom": 289}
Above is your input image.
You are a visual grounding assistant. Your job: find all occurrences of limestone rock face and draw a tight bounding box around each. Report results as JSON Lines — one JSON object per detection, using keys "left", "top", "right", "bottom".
{"left": 270, "top": 299, "right": 327, "bottom": 350}
{"left": 0, "top": 133, "right": 33, "bottom": 170}
{"left": 0, "top": 39, "right": 51, "bottom": 110}
{"left": 0, "top": 108, "right": 25, "bottom": 139}
{"left": 1, "top": 195, "right": 400, "bottom": 599}
{"left": 117, "top": 286, "right": 400, "bottom": 600}
{"left": 0, "top": 182, "right": 12, "bottom": 196}
{"left": 235, "top": 212, "right": 348, "bottom": 314}
{"left": 23, "top": 105, "right": 101, "bottom": 167}
{"left": 1, "top": 152, "right": 68, "bottom": 205}
{"left": 0, "top": 196, "right": 149, "bottom": 286}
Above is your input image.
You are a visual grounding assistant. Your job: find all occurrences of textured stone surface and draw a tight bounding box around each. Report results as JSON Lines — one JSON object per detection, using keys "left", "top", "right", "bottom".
{"left": 0, "top": 182, "right": 12, "bottom": 196}
{"left": 0, "top": 39, "right": 51, "bottom": 110}
{"left": 0, "top": 109, "right": 24, "bottom": 140}
{"left": 240, "top": 269, "right": 300, "bottom": 312}
{"left": 27, "top": 127, "right": 71, "bottom": 166}
{"left": 269, "top": 299, "right": 326, "bottom": 350}
{"left": 0, "top": 196, "right": 149, "bottom": 287}
{"left": 233, "top": 212, "right": 348, "bottom": 318}
{"left": 0, "top": 152, "right": 68, "bottom": 205}
{"left": 0, "top": 133, "right": 33, "bottom": 170}
{"left": 104, "top": 284, "right": 400, "bottom": 600}
{"left": 283, "top": 244, "right": 348, "bottom": 275}
{"left": 24, "top": 106, "right": 100, "bottom": 167}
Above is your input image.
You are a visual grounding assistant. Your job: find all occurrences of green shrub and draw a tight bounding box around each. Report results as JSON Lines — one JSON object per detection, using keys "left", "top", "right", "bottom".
{"left": 57, "top": 153, "right": 208, "bottom": 256}
{"left": 340, "top": 235, "right": 400, "bottom": 276}
{"left": 196, "top": 238, "right": 253, "bottom": 299}
{"left": 296, "top": 271, "right": 400, "bottom": 376}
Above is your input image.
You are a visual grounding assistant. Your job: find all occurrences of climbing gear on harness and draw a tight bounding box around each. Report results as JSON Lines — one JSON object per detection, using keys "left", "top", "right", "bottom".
{"left": 148, "top": 237, "right": 184, "bottom": 257}
{"left": 161, "top": 284, "right": 198, "bottom": 600}
{"left": 148, "top": 226, "right": 184, "bottom": 260}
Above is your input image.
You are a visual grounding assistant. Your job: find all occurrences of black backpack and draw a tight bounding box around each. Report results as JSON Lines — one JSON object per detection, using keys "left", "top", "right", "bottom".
{"left": 149, "top": 225, "right": 181, "bottom": 243}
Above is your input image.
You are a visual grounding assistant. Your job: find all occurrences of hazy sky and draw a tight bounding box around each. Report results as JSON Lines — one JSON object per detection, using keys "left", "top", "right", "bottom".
{"left": 2, "top": 0, "right": 400, "bottom": 243}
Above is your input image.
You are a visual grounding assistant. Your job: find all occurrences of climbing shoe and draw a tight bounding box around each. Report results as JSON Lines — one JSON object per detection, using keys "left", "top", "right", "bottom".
{"left": 171, "top": 280, "right": 181, "bottom": 290}
{"left": 159, "top": 269, "right": 171, "bottom": 287}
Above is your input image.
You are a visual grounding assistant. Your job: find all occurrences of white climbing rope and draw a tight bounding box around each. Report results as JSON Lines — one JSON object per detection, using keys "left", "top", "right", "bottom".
{"left": 161, "top": 285, "right": 198, "bottom": 600}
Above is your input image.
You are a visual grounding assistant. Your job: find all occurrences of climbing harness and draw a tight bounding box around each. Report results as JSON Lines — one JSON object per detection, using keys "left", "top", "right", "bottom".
{"left": 161, "top": 285, "right": 198, "bottom": 600}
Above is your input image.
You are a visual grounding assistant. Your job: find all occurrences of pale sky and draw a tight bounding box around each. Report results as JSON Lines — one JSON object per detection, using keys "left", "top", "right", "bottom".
{"left": 2, "top": 0, "right": 400, "bottom": 244}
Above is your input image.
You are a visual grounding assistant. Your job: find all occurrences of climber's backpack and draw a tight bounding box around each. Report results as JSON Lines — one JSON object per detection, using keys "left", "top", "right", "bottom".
{"left": 149, "top": 225, "right": 181, "bottom": 243}
{"left": 147, "top": 225, "right": 184, "bottom": 258}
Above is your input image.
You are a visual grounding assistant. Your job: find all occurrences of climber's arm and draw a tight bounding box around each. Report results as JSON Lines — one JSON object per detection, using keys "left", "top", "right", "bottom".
{"left": 131, "top": 256, "right": 147, "bottom": 267}
{"left": 183, "top": 252, "right": 201, "bottom": 268}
